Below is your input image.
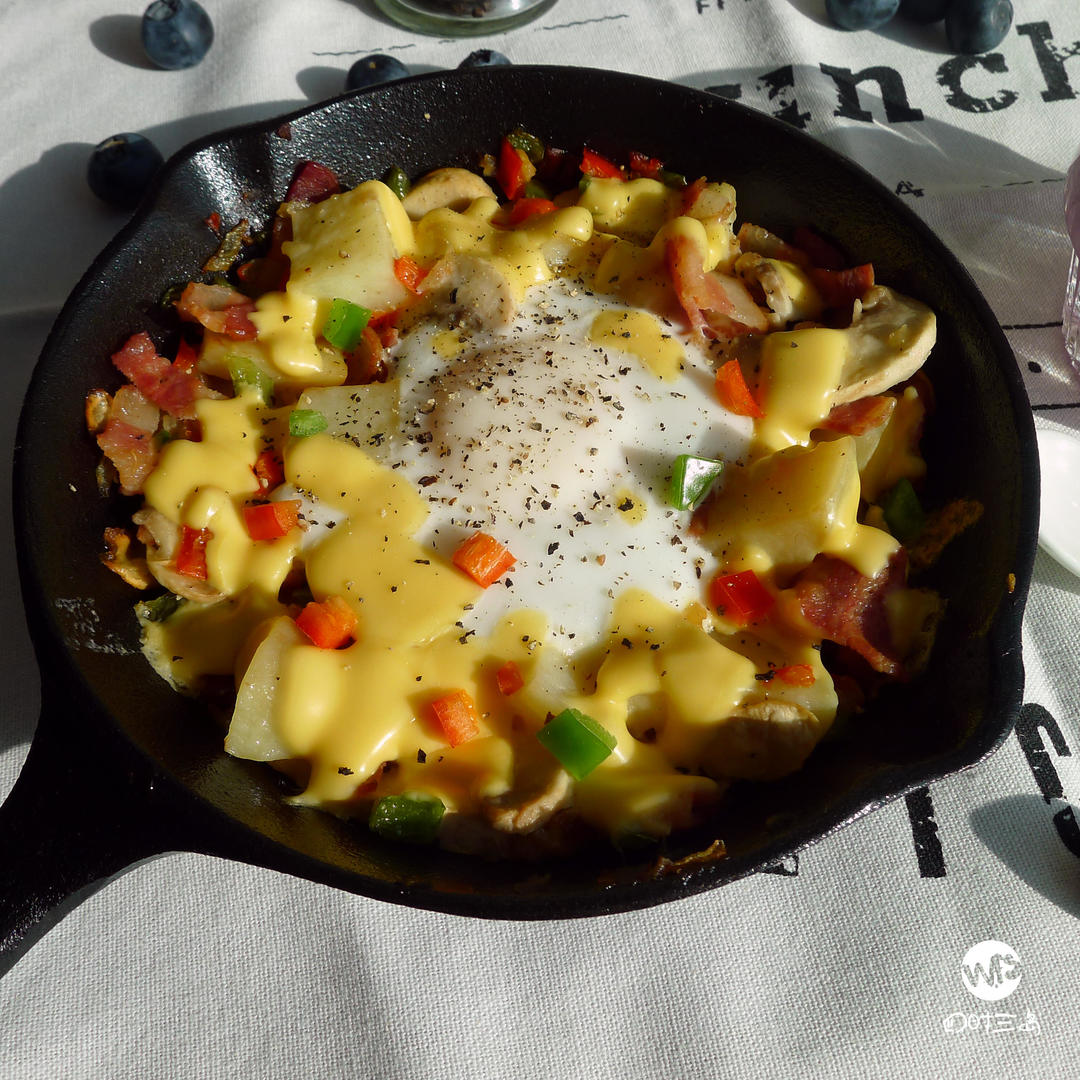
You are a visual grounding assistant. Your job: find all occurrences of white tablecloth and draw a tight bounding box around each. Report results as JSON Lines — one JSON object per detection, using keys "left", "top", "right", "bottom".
{"left": 3, "top": 2, "right": 1080, "bottom": 1076}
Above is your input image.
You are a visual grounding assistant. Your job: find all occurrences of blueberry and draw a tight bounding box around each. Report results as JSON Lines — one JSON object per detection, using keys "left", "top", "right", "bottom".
{"left": 898, "top": 0, "right": 951, "bottom": 21}
{"left": 141, "top": 0, "right": 214, "bottom": 71}
{"left": 458, "top": 49, "right": 512, "bottom": 69}
{"left": 945, "top": 0, "right": 1012, "bottom": 53}
{"left": 87, "top": 133, "right": 164, "bottom": 210}
{"left": 345, "top": 54, "right": 410, "bottom": 92}
{"left": 825, "top": 0, "right": 900, "bottom": 30}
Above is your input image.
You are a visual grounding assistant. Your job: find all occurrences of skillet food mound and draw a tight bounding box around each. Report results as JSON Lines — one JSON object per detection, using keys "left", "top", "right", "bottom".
{"left": 87, "top": 132, "right": 975, "bottom": 857}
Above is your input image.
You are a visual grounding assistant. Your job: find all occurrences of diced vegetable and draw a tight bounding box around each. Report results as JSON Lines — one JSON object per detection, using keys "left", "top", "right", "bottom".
{"left": 137, "top": 592, "right": 185, "bottom": 623}
{"left": 369, "top": 792, "right": 445, "bottom": 844}
{"left": 580, "top": 147, "right": 622, "bottom": 179}
{"left": 628, "top": 150, "right": 663, "bottom": 179}
{"left": 668, "top": 454, "right": 724, "bottom": 511}
{"left": 173, "top": 338, "right": 199, "bottom": 374}
{"left": 536, "top": 707, "right": 616, "bottom": 780}
{"left": 430, "top": 689, "right": 480, "bottom": 747}
{"left": 714, "top": 360, "right": 765, "bottom": 418}
{"left": 775, "top": 664, "right": 815, "bottom": 687}
{"left": 882, "top": 477, "right": 925, "bottom": 544}
{"left": 321, "top": 297, "right": 373, "bottom": 352}
{"left": 393, "top": 255, "right": 428, "bottom": 294}
{"left": 452, "top": 531, "right": 516, "bottom": 587}
{"left": 495, "top": 660, "right": 524, "bottom": 696}
{"left": 506, "top": 129, "right": 545, "bottom": 164}
{"left": 253, "top": 449, "right": 285, "bottom": 492}
{"left": 226, "top": 353, "right": 274, "bottom": 403}
{"left": 497, "top": 136, "right": 535, "bottom": 201}
{"left": 202, "top": 218, "right": 250, "bottom": 274}
{"left": 288, "top": 409, "right": 329, "bottom": 437}
{"left": 709, "top": 570, "right": 775, "bottom": 625}
{"left": 522, "top": 179, "right": 551, "bottom": 200}
{"left": 175, "top": 525, "right": 211, "bottom": 580}
{"left": 295, "top": 595, "right": 357, "bottom": 649}
{"left": 508, "top": 197, "right": 559, "bottom": 227}
{"left": 242, "top": 500, "right": 301, "bottom": 541}
{"left": 384, "top": 164, "right": 410, "bottom": 200}
{"left": 658, "top": 168, "right": 687, "bottom": 190}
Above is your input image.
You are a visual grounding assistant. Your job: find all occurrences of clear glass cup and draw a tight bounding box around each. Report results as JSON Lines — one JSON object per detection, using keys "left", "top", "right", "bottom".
{"left": 373, "top": 0, "right": 559, "bottom": 36}
{"left": 1063, "top": 151, "right": 1080, "bottom": 372}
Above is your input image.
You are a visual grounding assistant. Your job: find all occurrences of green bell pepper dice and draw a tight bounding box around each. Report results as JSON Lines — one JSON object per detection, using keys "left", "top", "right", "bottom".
{"left": 536, "top": 708, "right": 617, "bottom": 780}
{"left": 369, "top": 793, "right": 445, "bottom": 844}
{"left": 667, "top": 454, "right": 724, "bottom": 511}
{"left": 882, "top": 477, "right": 925, "bottom": 544}
{"left": 288, "top": 408, "right": 329, "bottom": 438}
{"left": 225, "top": 353, "right": 274, "bottom": 404}
{"left": 321, "top": 297, "right": 372, "bottom": 352}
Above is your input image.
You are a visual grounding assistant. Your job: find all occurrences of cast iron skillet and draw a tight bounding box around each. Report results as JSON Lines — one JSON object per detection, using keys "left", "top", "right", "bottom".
{"left": 1, "top": 68, "right": 1039, "bottom": 975}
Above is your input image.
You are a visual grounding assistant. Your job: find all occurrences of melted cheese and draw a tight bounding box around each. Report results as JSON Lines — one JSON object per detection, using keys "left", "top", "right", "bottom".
{"left": 588, "top": 308, "right": 684, "bottom": 381}
{"left": 860, "top": 385, "right": 927, "bottom": 502}
{"left": 704, "top": 437, "right": 898, "bottom": 580}
{"left": 283, "top": 180, "right": 414, "bottom": 311}
{"left": 413, "top": 197, "right": 593, "bottom": 300}
{"left": 289, "top": 433, "right": 479, "bottom": 646}
{"left": 250, "top": 289, "right": 346, "bottom": 386}
{"left": 577, "top": 177, "right": 682, "bottom": 243}
{"left": 132, "top": 164, "right": 937, "bottom": 847}
{"left": 755, "top": 327, "right": 847, "bottom": 453}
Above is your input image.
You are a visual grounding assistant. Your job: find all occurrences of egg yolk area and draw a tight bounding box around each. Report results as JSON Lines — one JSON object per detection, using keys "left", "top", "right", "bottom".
{"left": 131, "top": 170, "right": 933, "bottom": 852}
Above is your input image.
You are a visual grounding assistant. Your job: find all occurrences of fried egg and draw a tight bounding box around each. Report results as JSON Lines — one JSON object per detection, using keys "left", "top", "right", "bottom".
{"left": 374, "top": 276, "right": 753, "bottom": 646}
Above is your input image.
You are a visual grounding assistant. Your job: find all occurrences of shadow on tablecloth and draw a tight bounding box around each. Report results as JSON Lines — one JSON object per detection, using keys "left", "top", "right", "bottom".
{"left": 971, "top": 793, "right": 1080, "bottom": 918}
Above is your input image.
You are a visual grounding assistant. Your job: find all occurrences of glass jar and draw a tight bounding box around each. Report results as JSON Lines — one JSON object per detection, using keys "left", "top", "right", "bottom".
{"left": 1063, "top": 151, "right": 1080, "bottom": 371}
{"left": 373, "top": 0, "right": 560, "bottom": 36}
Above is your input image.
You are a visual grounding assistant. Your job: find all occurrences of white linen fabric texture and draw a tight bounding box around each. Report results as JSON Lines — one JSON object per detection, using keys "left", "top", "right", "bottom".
{"left": 2, "top": 1, "right": 1080, "bottom": 1077}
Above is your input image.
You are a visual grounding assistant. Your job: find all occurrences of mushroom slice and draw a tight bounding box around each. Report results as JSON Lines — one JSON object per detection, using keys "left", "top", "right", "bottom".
{"left": 483, "top": 767, "right": 573, "bottom": 835}
{"left": 422, "top": 252, "right": 516, "bottom": 329}
{"left": 101, "top": 526, "right": 154, "bottom": 589}
{"left": 702, "top": 699, "right": 824, "bottom": 782}
{"left": 734, "top": 251, "right": 823, "bottom": 327}
{"left": 85, "top": 389, "right": 111, "bottom": 434}
{"left": 401, "top": 167, "right": 497, "bottom": 220}
{"left": 133, "top": 506, "right": 224, "bottom": 603}
{"left": 833, "top": 286, "right": 936, "bottom": 407}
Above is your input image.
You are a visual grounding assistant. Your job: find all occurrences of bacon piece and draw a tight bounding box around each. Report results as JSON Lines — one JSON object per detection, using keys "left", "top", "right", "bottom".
{"left": 97, "top": 420, "right": 157, "bottom": 495}
{"left": 791, "top": 225, "right": 847, "bottom": 270}
{"left": 792, "top": 553, "right": 907, "bottom": 677}
{"left": 110, "top": 332, "right": 213, "bottom": 419}
{"left": 175, "top": 282, "right": 257, "bottom": 340}
{"left": 810, "top": 263, "right": 875, "bottom": 310}
{"left": 369, "top": 311, "right": 400, "bottom": 350}
{"left": 667, "top": 235, "right": 768, "bottom": 340}
{"left": 736, "top": 222, "right": 809, "bottom": 267}
{"left": 285, "top": 160, "right": 340, "bottom": 204}
{"left": 344, "top": 325, "right": 388, "bottom": 384}
{"left": 821, "top": 394, "right": 896, "bottom": 436}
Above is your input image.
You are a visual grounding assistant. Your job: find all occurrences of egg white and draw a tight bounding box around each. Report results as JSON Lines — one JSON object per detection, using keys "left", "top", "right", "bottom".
{"left": 363, "top": 277, "right": 753, "bottom": 647}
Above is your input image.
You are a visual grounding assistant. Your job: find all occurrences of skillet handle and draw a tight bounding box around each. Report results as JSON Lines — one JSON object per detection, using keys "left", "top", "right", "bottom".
{"left": 0, "top": 685, "right": 172, "bottom": 978}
